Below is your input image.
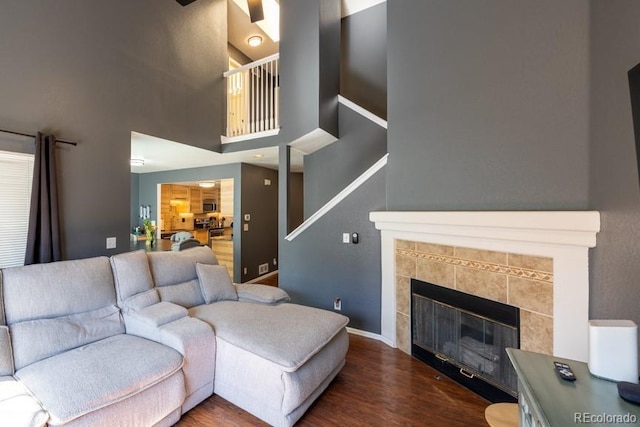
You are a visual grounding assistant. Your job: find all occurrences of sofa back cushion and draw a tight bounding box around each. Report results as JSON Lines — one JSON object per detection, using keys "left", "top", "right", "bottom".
{"left": 110, "top": 250, "right": 159, "bottom": 312}
{"left": 2, "top": 256, "right": 124, "bottom": 370}
{"left": 147, "top": 246, "right": 218, "bottom": 308}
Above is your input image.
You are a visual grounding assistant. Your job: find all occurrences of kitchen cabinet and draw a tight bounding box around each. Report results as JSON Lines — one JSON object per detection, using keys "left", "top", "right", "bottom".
{"left": 210, "top": 240, "right": 233, "bottom": 279}
{"left": 170, "top": 185, "right": 189, "bottom": 200}
{"left": 160, "top": 185, "right": 171, "bottom": 216}
{"left": 190, "top": 188, "right": 203, "bottom": 214}
{"left": 220, "top": 179, "right": 234, "bottom": 218}
{"left": 193, "top": 229, "right": 209, "bottom": 245}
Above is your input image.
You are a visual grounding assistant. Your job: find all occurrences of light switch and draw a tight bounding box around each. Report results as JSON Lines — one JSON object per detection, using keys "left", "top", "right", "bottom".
{"left": 106, "top": 237, "right": 117, "bottom": 249}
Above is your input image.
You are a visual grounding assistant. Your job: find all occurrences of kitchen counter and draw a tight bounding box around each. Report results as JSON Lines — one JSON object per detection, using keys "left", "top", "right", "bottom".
{"left": 130, "top": 239, "right": 173, "bottom": 252}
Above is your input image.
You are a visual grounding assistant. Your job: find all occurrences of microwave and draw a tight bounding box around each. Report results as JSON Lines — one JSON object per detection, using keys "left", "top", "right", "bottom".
{"left": 203, "top": 200, "right": 216, "bottom": 213}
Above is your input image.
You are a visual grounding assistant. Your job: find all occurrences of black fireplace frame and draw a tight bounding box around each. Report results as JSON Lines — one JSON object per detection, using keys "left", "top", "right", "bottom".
{"left": 411, "top": 278, "right": 519, "bottom": 403}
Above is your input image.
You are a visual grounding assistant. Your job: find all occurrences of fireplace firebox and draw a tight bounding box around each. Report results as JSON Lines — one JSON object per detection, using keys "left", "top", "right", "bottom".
{"left": 411, "top": 278, "right": 519, "bottom": 402}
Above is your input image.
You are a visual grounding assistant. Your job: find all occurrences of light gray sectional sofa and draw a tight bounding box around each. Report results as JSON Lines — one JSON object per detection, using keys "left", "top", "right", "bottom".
{"left": 0, "top": 246, "right": 349, "bottom": 427}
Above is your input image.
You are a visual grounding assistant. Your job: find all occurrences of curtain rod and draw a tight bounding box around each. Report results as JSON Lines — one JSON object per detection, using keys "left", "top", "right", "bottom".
{"left": 0, "top": 128, "right": 78, "bottom": 146}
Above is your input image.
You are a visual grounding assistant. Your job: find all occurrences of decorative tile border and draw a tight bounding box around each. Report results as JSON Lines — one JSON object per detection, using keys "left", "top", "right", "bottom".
{"left": 396, "top": 248, "right": 553, "bottom": 284}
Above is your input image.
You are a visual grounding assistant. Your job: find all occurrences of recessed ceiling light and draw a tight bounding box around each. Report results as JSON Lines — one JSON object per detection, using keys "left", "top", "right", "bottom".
{"left": 130, "top": 158, "right": 145, "bottom": 166}
{"left": 253, "top": 154, "right": 265, "bottom": 158}
{"left": 248, "top": 35, "right": 263, "bottom": 47}
{"left": 198, "top": 181, "right": 216, "bottom": 188}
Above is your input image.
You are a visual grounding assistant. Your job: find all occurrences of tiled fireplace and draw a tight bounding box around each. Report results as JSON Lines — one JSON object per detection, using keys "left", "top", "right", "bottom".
{"left": 370, "top": 211, "right": 600, "bottom": 362}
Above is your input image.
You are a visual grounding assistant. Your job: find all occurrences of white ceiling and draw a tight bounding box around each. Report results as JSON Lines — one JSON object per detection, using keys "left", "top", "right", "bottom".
{"left": 130, "top": 0, "right": 385, "bottom": 175}
{"left": 130, "top": 131, "right": 282, "bottom": 173}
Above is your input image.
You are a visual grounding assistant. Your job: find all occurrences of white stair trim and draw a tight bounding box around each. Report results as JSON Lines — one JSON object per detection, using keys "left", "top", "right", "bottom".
{"left": 338, "top": 95, "right": 387, "bottom": 129}
{"left": 285, "top": 153, "right": 388, "bottom": 241}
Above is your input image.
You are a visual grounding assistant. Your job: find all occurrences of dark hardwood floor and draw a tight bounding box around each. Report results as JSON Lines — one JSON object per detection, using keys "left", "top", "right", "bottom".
{"left": 253, "top": 272, "right": 279, "bottom": 287}
{"left": 175, "top": 334, "right": 489, "bottom": 427}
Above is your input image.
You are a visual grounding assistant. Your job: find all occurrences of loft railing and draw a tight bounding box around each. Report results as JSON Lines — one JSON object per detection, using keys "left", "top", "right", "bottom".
{"left": 223, "top": 53, "right": 279, "bottom": 141}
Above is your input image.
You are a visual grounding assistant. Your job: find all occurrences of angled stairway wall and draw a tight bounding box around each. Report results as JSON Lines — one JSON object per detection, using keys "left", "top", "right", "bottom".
{"left": 279, "top": 101, "right": 387, "bottom": 333}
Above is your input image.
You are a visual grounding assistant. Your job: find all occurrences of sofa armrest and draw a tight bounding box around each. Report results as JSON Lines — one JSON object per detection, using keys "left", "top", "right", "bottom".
{"left": 123, "top": 301, "right": 188, "bottom": 341}
{"left": 157, "top": 317, "right": 216, "bottom": 412}
{"left": 0, "top": 376, "right": 48, "bottom": 427}
{"left": 128, "top": 301, "right": 188, "bottom": 327}
{"left": 235, "top": 283, "right": 291, "bottom": 305}
{"left": 122, "top": 303, "right": 216, "bottom": 412}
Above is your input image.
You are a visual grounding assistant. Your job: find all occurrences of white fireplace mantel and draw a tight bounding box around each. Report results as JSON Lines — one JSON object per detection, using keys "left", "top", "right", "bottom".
{"left": 370, "top": 211, "right": 601, "bottom": 362}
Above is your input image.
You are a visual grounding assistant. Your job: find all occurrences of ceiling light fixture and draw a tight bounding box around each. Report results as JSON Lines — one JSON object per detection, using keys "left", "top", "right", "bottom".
{"left": 248, "top": 35, "right": 263, "bottom": 47}
{"left": 198, "top": 181, "right": 216, "bottom": 188}
{"left": 233, "top": 0, "right": 279, "bottom": 43}
{"left": 130, "top": 158, "right": 145, "bottom": 166}
{"left": 253, "top": 154, "right": 265, "bottom": 158}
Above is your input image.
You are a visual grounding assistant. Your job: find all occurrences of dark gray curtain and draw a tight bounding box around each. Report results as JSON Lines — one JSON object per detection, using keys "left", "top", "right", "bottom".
{"left": 25, "top": 133, "right": 61, "bottom": 264}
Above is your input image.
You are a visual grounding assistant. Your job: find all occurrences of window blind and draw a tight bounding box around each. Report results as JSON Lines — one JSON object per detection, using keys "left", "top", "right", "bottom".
{"left": 0, "top": 150, "right": 34, "bottom": 268}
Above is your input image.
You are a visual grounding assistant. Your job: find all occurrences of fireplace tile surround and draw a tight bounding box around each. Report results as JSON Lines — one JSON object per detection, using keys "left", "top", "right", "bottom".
{"left": 370, "top": 211, "right": 600, "bottom": 362}
{"left": 395, "top": 241, "right": 553, "bottom": 355}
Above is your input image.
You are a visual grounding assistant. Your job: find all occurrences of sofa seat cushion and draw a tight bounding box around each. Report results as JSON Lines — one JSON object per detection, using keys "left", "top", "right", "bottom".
{"left": 15, "top": 334, "right": 183, "bottom": 426}
{"left": 189, "top": 302, "right": 349, "bottom": 372}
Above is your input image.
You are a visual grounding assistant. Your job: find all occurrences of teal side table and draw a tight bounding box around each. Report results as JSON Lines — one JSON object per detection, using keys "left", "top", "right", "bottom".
{"left": 506, "top": 348, "right": 640, "bottom": 426}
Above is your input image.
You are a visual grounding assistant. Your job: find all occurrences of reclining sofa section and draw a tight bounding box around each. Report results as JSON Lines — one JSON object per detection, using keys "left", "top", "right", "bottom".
{"left": 0, "top": 246, "right": 349, "bottom": 427}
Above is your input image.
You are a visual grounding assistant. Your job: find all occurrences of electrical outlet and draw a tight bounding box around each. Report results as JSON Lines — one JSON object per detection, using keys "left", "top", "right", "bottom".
{"left": 342, "top": 233, "right": 350, "bottom": 244}
{"left": 273, "top": 258, "right": 277, "bottom": 266}
{"left": 243, "top": 267, "right": 248, "bottom": 275}
{"left": 333, "top": 297, "right": 342, "bottom": 311}
{"left": 244, "top": 223, "right": 249, "bottom": 232}
{"left": 106, "top": 237, "right": 116, "bottom": 249}
{"left": 259, "top": 263, "right": 269, "bottom": 275}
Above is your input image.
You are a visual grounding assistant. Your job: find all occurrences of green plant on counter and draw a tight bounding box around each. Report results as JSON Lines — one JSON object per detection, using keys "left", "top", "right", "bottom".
{"left": 143, "top": 219, "right": 155, "bottom": 241}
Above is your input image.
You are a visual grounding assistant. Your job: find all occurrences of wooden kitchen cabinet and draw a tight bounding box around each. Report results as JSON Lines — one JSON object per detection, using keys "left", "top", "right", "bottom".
{"left": 220, "top": 179, "right": 233, "bottom": 217}
{"left": 201, "top": 187, "right": 219, "bottom": 205}
{"left": 190, "top": 188, "right": 203, "bottom": 214}
{"left": 170, "top": 185, "right": 189, "bottom": 200}
{"left": 160, "top": 185, "right": 171, "bottom": 215}
{"left": 193, "top": 229, "right": 208, "bottom": 244}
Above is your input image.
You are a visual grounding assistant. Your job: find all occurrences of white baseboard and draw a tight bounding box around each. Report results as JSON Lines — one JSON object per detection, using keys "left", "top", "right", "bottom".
{"left": 346, "top": 327, "right": 394, "bottom": 348}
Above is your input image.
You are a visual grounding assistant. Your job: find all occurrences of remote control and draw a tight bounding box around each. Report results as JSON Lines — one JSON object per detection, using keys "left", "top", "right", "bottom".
{"left": 554, "top": 361, "right": 576, "bottom": 381}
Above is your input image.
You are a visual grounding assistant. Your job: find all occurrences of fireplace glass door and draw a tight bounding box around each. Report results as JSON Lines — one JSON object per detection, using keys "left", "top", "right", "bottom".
{"left": 412, "top": 290, "right": 519, "bottom": 398}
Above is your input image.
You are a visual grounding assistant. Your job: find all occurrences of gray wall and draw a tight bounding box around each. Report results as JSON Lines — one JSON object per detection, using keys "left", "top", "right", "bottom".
{"left": 341, "top": 3, "right": 387, "bottom": 119}
{"left": 280, "top": 103, "right": 387, "bottom": 332}
{"left": 280, "top": 169, "right": 385, "bottom": 331}
{"left": 289, "top": 172, "right": 304, "bottom": 230}
{"left": 130, "top": 173, "right": 140, "bottom": 231}
{"left": 589, "top": 0, "right": 640, "bottom": 329}
{"left": 277, "top": 6, "right": 388, "bottom": 333}
{"left": 240, "top": 164, "right": 279, "bottom": 281}
{"left": 386, "top": 1, "right": 640, "bottom": 345}
{"left": 387, "top": 0, "right": 590, "bottom": 210}
{"left": 305, "top": 104, "right": 388, "bottom": 214}
{"left": 0, "top": 0, "right": 227, "bottom": 260}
